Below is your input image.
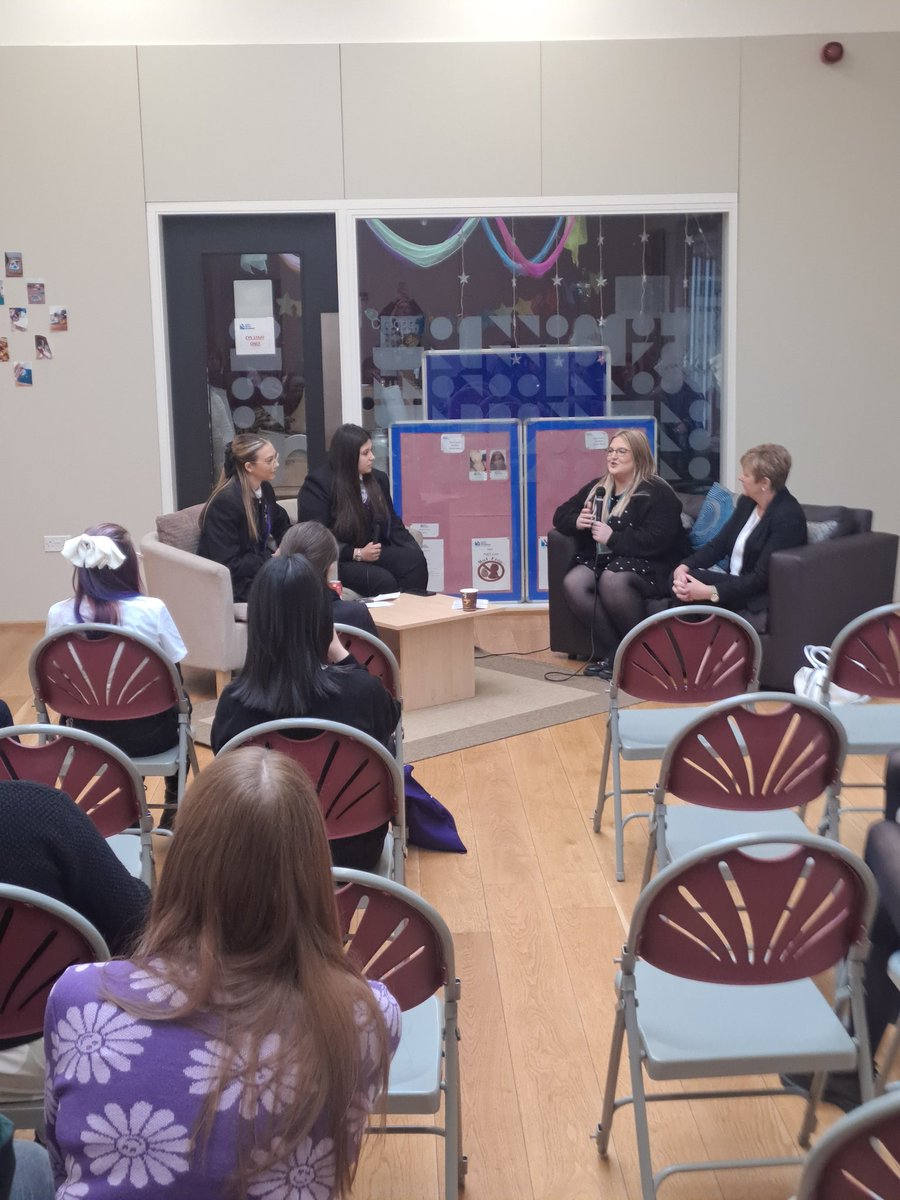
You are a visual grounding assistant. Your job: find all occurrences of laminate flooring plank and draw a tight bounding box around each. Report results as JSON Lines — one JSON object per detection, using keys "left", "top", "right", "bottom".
{"left": 461, "top": 739, "right": 609, "bottom": 1200}
{"left": 413, "top": 751, "right": 490, "bottom": 933}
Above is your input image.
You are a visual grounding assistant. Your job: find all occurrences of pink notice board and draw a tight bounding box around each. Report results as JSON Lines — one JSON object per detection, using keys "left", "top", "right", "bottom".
{"left": 390, "top": 421, "right": 522, "bottom": 601}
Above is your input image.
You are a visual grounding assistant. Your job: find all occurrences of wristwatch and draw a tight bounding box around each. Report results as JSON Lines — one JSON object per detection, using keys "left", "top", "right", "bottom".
{"left": 708, "top": 586, "right": 720, "bottom": 603}
{"left": 353, "top": 548, "right": 362, "bottom": 563}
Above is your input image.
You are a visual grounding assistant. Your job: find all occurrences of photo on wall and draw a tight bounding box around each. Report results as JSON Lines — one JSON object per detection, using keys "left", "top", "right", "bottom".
{"left": 0, "top": 338, "right": 8, "bottom": 362}
{"left": 26, "top": 280, "right": 45, "bottom": 304}
{"left": 14, "top": 361, "right": 33, "bottom": 387}
{"left": 5, "top": 252, "right": 23, "bottom": 278}
{"left": 50, "top": 307, "right": 68, "bottom": 332}
{"left": 9, "top": 307, "right": 27, "bottom": 332}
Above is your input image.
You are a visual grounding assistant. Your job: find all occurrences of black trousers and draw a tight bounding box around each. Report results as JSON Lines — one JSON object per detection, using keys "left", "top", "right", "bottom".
{"left": 339, "top": 541, "right": 428, "bottom": 596}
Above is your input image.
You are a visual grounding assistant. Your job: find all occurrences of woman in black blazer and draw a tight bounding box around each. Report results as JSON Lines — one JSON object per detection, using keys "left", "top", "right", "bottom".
{"left": 553, "top": 428, "right": 688, "bottom": 677}
{"left": 673, "top": 443, "right": 806, "bottom": 623}
{"left": 298, "top": 423, "right": 428, "bottom": 596}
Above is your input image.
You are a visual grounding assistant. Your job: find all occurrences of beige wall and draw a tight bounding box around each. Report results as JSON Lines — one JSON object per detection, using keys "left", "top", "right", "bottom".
{"left": 1, "top": 31, "right": 898, "bottom": 620}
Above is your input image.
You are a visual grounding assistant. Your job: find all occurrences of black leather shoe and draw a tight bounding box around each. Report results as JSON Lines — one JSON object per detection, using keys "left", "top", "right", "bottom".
{"left": 583, "top": 659, "right": 613, "bottom": 680}
{"left": 779, "top": 1071, "right": 863, "bottom": 1113}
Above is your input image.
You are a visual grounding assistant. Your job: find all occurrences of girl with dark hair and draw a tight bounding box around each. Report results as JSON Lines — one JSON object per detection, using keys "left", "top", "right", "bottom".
{"left": 297, "top": 423, "right": 428, "bottom": 596}
{"left": 198, "top": 434, "right": 291, "bottom": 602}
{"left": 211, "top": 556, "right": 400, "bottom": 869}
{"left": 278, "top": 520, "right": 378, "bottom": 636}
{"left": 46, "top": 526, "right": 188, "bottom": 800}
{"left": 44, "top": 748, "right": 401, "bottom": 1200}
{"left": 554, "top": 429, "right": 688, "bottom": 678}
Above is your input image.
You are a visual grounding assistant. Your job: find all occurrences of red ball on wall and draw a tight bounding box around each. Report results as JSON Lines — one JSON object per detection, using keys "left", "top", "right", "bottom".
{"left": 820, "top": 41, "right": 844, "bottom": 64}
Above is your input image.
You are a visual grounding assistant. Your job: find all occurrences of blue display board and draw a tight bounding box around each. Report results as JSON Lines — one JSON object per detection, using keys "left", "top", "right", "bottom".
{"left": 523, "top": 417, "right": 657, "bottom": 601}
{"left": 424, "top": 345, "right": 610, "bottom": 422}
{"left": 390, "top": 421, "right": 523, "bottom": 602}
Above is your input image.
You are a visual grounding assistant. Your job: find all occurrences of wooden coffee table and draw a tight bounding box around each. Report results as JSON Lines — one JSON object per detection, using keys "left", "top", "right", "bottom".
{"left": 369, "top": 593, "right": 477, "bottom": 711}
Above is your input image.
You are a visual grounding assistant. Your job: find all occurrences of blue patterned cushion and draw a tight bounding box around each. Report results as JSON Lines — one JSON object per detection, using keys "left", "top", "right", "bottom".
{"left": 689, "top": 482, "right": 735, "bottom": 549}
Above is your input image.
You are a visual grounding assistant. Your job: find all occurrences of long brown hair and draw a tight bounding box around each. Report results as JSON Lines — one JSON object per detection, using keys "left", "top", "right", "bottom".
{"left": 585, "top": 428, "right": 670, "bottom": 519}
{"left": 116, "top": 749, "right": 391, "bottom": 1195}
{"left": 328, "top": 423, "right": 387, "bottom": 545}
{"left": 279, "top": 521, "right": 339, "bottom": 580}
{"left": 200, "top": 434, "right": 272, "bottom": 540}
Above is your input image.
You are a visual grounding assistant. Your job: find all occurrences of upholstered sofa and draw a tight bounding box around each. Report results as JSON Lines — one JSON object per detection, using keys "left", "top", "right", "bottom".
{"left": 141, "top": 499, "right": 298, "bottom": 695}
{"left": 547, "top": 492, "right": 899, "bottom": 690}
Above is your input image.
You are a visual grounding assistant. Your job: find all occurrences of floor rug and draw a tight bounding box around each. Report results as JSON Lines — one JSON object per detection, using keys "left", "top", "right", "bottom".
{"left": 192, "top": 656, "right": 619, "bottom": 762}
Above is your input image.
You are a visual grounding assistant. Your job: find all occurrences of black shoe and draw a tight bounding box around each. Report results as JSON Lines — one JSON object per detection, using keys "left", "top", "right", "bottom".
{"left": 583, "top": 658, "right": 613, "bottom": 680}
{"left": 779, "top": 1071, "right": 863, "bottom": 1113}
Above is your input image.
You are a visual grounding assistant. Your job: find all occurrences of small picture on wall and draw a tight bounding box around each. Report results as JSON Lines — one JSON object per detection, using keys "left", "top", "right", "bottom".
{"left": 0, "top": 280, "right": 4, "bottom": 306}
{"left": 488, "top": 448, "right": 508, "bottom": 480}
{"left": 5, "top": 252, "right": 23, "bottom": 278}
{"left": 468, "top": 449, "right": 487, "bottom": 480}
{"left": 14, "top": 361, "right": 33, "bottom": 387}
{"left": 35, "top": 334, "right": 52, "bottom": 360}
{"left": 0, "top": 338, "right": 8, "bottom": 362}
{"left": 50, "top": 307, "right": 68, "bottom": 332}
{"left": 26, "top": 280, "right": 45, "bottom": 304}
{"left": 9, "top": 307, "right": 27, "bottom": 332}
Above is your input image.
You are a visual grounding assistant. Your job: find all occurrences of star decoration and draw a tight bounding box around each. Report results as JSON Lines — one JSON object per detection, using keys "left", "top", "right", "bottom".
{"left": 684, "top": 235, "right": 694, "bottom": 246}
{"left": 277, "top": 294, "right": 294, "bottom": 317}
{"left": 597, "top": 234, "right": 604, "bottom": 246}
{"left": 553, "top": 355, "right": 565, "bottom": 367}
{"left": 683, "top": 276, "right": 690, "bottom": 289}
{"left": 594, "top": 274, "right": 608, "bottom": 291}
{"left": 511, "top": 353, "right": 521, "bottom": 365}
{"left": 510, "top": 275, "right": 517, "bottom": 289}
{"left": 597, "top": 316, "right": 606, "bottom": 328}
{"left": 640, "top": 231, "right": 650, "bottom": 244}
{"left": 552, "top": 274, "right": 563, "bottom": 288}
{"left": 458, "top": 272, "right": 469, "bottom": 285}
{"left": 641, "top": 274, "right": 648, "bottom": 285}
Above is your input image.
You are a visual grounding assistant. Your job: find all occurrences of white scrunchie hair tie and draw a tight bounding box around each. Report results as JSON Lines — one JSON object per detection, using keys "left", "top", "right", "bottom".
{"left": 61, "top": 534, "right": 126, "bottom": 571}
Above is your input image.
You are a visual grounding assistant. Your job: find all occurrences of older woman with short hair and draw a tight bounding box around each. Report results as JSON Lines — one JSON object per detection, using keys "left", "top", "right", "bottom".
{"left": 672, "top": 442, "right": 806, "bottom": 623}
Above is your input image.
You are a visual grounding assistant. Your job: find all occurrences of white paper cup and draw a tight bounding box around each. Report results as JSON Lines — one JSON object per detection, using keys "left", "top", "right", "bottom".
{"left": 460, "top": 588, "right": 478, "bottom": 612}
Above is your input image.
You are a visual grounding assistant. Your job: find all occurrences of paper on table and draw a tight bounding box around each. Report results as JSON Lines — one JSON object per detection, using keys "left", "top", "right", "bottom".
{"left": 451, "top": 598, "right": 490, "bottom": 610}
{"left": 363, "top": 592, "right": 401, "bottom": 605}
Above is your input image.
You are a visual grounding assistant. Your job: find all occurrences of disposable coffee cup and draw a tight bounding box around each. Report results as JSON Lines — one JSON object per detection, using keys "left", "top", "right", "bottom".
{"left": 460, "top": 588, "right": 478, "bottom": 612}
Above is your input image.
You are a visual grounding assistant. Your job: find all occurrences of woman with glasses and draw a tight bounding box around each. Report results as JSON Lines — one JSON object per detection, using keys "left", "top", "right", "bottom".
{"left": 198, "top": 434, "right": 291, "bottom": 602}
{"left": 553, "top": 428, "right": 688, "bottom": 679}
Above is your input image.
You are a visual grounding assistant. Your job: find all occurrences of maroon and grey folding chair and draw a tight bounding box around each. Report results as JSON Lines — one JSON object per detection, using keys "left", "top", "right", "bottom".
{"left": 595, "top": 831, "right": 877, "bottom": 1199}
{"left": 29, "top": 623, "right": 199, "bottom": 822}
{"left": 594, "top": 605, "right": 762, "bottom": 881}
{"left": 794, "top": 1089, "right": 900, "bottom": 1200}
{"left": 335, "top": 623, "right": 404, "bottom": 763}
{"left": 333, "top": 867, "right": 466, "bottom": 1195}
{"left": 641, "top": 691, "right": 846, "bottom": 886}
{"left": 0, "top": 884, "right": 110, "bottom": 1135}
{"left": 218, "top": 718, "right": 406, "bottom": 882}
{"left": 0, "top": 724, "right": 155, "bottom": 887}
{"left": 820, "top": 603, "right": 900, "bottom": 834}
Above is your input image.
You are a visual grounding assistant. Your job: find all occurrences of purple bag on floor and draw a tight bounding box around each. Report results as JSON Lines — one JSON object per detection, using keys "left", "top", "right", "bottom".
{"left": 404, "top": 765, "right": 467, "bottom": 853}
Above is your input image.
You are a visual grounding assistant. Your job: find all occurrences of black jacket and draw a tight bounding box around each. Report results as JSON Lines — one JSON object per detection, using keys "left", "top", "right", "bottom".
{"left": 553, "top": 475, "right": 689, "bottom": 589}
{"left": 683, "top": 486, "right": 807, "bottom": 611}
{"left": 298, "top": 466, "right": 419, "bottom": 561}
{"left": 197, "top": 477, "right": 291, "bottom": 602}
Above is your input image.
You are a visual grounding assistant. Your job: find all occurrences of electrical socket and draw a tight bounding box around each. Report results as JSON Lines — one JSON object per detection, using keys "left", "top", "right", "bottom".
{"left": 43, "top": 535, "right": 71, "bottom": 553}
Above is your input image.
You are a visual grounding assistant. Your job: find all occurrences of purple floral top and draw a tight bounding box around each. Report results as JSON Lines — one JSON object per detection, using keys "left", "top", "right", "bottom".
{"left": 44, "top": 961, "right": 401, "bottom": 1199}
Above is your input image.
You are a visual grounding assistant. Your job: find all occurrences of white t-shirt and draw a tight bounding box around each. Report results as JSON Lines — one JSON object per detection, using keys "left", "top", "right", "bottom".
{"left": 45, "top": 595, "right": 188, "bottom": 664}
{"left": 729, "top": 509, "right": 762, "bottom": 577}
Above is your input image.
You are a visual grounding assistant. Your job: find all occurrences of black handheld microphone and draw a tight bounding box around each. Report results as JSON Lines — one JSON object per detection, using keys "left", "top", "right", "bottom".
{"left": 593, "top": 486, "right": 611, "bottom": 560}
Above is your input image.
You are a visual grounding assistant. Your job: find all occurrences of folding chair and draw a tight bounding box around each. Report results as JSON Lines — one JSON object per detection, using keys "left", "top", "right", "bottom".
{"left": 0, "top": 884, "right": 110, "bottom": 1135}
{"left": 793, "top": 1089, "right": 900, "bottom": 1199}
{"left": 29, "top": 623, "right": 199, "bottom": 822}
{"left": 335, "top": 623, "right": 405, "bottom": 764}
{"left": 641, "top": 692, "right": 846, "bottom": 886}
{"left": 333, "top": 867, "right": 466, "bottom": 1195}
{"left": 0, "top": 724, "right": 154, "bottom": 887}
{"left": 821, "top": 604, "right": 900, "bottom": 834}
{"left": 218, "top": 718, "right": 406, "bottom": 882}
{"left": 594, "top": 605, "right": 762, "bottom": 881}
{"left": 595, "top": 831, "right": 877, "bottom": 1199}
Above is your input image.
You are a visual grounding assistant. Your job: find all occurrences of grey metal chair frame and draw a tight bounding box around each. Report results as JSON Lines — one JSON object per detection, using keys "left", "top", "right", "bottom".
{"left": 334, "top": 623, "right": 405, "bottom": 765}
{"left": 793, "top": 1089, "right": 900, "bottom": 1199}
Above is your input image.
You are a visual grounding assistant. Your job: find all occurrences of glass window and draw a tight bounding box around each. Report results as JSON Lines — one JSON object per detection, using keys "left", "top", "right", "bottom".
{"left": 356, "top": 213, "right": 724, "bottom": 488}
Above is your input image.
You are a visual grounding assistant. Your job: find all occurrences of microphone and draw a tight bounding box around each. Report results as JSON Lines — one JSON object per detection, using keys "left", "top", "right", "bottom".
{"left": 593, "top": 486, "right": 611, "bottom": 560}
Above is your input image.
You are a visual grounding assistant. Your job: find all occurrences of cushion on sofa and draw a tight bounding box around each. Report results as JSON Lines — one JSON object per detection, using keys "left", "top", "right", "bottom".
{"left": 800, "top": 505, "right": 856, "bottom": 539}
{"left": 806, "top": 519, "right": 841, "bottom": 544}
{"left": 156, "top": 504, "right": 205, "bottom": 554}
{"left": 689, "top": 483, "right": 735, "bottom": 549}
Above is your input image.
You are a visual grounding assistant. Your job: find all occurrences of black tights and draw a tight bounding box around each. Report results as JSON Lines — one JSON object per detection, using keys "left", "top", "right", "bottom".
{"left": 561, "top": 564, "right": 660, "bottom": 659}
{"left": 862, "top": 820, "right": 900, "bottom": 1052}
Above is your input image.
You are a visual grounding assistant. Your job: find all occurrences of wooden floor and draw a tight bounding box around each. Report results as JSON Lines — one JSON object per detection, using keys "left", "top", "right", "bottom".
{"left": 1, "top": 617, "right": 892, "bottom": 1200}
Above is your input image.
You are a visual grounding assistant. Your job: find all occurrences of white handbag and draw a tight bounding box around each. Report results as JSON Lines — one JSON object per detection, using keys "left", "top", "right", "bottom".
{"left": 793, "top": 644, "right": 869, "bottom": 705}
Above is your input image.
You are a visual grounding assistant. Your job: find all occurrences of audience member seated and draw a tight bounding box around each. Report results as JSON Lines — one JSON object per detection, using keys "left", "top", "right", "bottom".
{"left": 0, "top": 780, "right": 149, "bottom": 1104}
{"left": 298, "top": 423, "right": 427, "bottom": 596}
{"left": 553, "top": 428, "right": 687, "bottom": 679}
{"left": 211, "top": 556, "right": 401, "bottom": 870}
{"left": 672, "top": 443, "right": 806, "bottom": 628}
{"left": 43, "top": 749, "right": 401, "bottom": 1200}
{"left": 0, "top": 701, "right": 11, "bottom": 729}
{"left": 279, "top": 520, "right": 378, "bottom": 636}
{"left": 0, "top": 1114, "right": 53, "bottom": 1200}
{"left": 198, "top": 434, "right": 291, "bottom": 602}
{"left": 47, "top": 525, "right": 188, "bottom": 821}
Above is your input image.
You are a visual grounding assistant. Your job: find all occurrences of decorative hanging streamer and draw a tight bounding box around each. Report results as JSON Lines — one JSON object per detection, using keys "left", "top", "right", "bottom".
{"left": 639, "top": 214, "right": 649, "bottom": 315}
{"left": 458, "top": 241, "right": 468, "bottom": 321}
{"left": 596, "top": 217, "right": 606, "bottom": 332}
{"left": 479, "top": 216, "right": 564, "bottom": 275}
{"left": 565, "top": 216, "right": 588, "bottom": 267}
{"left": 509, "top": 217, "right": 518, "bottom": 347}
{"left": 365, "top": 218, "right": 480, "bottom": 268}
{"left": 493, "top": 217, "right": 576, "bottom": 277}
